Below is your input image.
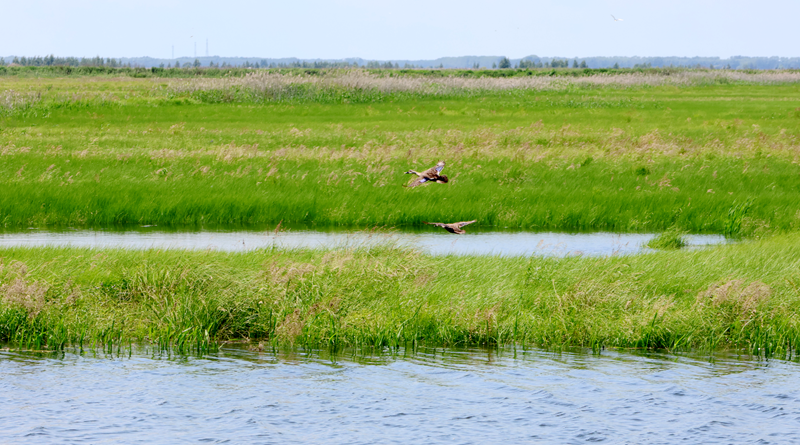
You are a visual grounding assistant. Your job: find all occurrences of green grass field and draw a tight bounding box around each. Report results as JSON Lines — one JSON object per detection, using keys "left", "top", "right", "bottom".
{"left": 2, "top": 69, "right": 800, "bottom": 353}
{"left": 2, "top": 71, "right": 799, "bottom": 234}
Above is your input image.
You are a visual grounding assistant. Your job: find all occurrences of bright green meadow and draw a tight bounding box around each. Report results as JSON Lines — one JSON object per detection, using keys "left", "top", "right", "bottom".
{"left": 1, "top": 68, "right": 800, "bottom": 353}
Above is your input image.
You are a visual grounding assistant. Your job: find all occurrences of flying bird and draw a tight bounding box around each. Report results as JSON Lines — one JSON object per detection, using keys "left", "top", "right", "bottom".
{"left": 424, "top": 220, "right": 477, "bottom": 235}
{"left": 611, "top": 15, "right": 623, "bottom": 21}
{"left": 404, "top": 160, "right": 448, "bottom": 187}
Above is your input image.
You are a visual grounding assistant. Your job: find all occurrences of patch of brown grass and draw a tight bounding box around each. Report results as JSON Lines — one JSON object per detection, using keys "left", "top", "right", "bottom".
{"left": 697, "top": 279, "right": 772, "bottom": 316}
{"left": 1, "top": 278, "right": 49, "bottom": 317}
{"left": 275, "top": 309, "right": 304, "bottom": 339}
{"left": 168, "top": 70, "right": 800, "bottom": 98}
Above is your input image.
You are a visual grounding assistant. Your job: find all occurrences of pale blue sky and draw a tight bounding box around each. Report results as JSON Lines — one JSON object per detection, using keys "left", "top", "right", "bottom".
{"left": 2, "top": 0, "right": 797, "bottom": 59}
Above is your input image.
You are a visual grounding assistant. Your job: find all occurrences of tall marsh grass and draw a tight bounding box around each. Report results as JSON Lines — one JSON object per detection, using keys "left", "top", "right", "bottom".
{"left": 3, "top": 234, "right": 800, "bottom": 355}
{"left": 3, "top": 69, "right": 799, "bottom": 116}
{"left": 168, "top": 70, "right": 800, "bottom": 104}
{"left": 1, "top": 152, "right": 797, "bottom": 234}
{"left": 0, "top": 90, "right": 42, "bottom": 116}
{"left": 2, "top": 76, "right": 799, "bottom": 233}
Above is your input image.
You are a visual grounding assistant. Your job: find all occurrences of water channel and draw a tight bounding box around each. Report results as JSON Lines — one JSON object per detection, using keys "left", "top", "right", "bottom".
{"left": 0, "top": 227, "right": 728, "bottom": 256}
{"left": 1, "top": 346, "right": 798, "bottom": 444}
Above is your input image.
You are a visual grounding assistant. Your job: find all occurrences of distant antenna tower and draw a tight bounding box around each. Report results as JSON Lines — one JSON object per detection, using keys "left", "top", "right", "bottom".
{"left": 206, "top": 39, "right": 209, "bottom": 57}
{"left": 172, "top": 45, "right": 174, "bottom": 59}
{"left": 194, "top": 42, "right": 197, "bottom": 58}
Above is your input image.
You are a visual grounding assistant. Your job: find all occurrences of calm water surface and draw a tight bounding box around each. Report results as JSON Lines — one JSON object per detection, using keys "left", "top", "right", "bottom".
{"left": 0, "top": 227, "right": 728, "bottom": 256}
{"left": 1, "top": 346, "right": 798, "bottom": 444}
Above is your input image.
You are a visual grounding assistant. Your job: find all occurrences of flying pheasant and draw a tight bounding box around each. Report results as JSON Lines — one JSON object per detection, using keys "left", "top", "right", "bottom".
{"left": 405, "top": 160, "right": 448, "bottom": 187}
{"left": 424, "top": 220, "right": 477, "bottom": 234}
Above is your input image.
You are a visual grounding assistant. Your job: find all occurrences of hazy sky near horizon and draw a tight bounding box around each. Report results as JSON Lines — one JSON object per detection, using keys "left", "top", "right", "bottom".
{"left": 3, "top": 0, "right": 797, "bottom": 59}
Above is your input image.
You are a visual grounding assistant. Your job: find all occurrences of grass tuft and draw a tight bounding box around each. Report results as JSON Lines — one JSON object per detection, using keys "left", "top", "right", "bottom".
{"left": 647, "top": 228, "right": 688, "bottom": 250}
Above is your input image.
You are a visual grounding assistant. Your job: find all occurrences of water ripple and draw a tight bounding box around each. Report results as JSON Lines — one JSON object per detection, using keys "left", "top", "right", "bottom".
{"left": 1, "top": 347, "right": 798, "bottom": 444}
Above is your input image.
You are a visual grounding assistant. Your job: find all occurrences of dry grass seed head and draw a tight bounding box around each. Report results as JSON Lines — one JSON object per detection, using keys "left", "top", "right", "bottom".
{"left": 698, "top": 279, "right": 772, "bottom": 314}
{"left": 1, "top": 278, "right": 49, "bottom": 317}
{"left": 168, "top": 70, "right": 800, "bottom": 100}
{"left": 651, "top": 296, "right": 676, "bottom": 317}
{"left": 263, "top": 261, "right": 317, "bottom": 287}
{"left": 215, "top": 143, "right": 261, "bottom": 162}
{"left": 2, "top": 260, "right": 29, "bottom": 278}
{"left": 320, "top": 251, "right": 354, "bottom": 270}
{"left": 275, "top": 309, "right": 304, "bottom": 340}
{"left": 413, "top": 271, "right": 437, "bottom": 288}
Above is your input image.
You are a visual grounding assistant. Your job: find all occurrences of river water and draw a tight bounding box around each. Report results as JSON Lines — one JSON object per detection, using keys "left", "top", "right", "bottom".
{"left": 0, "top": 228, "right": 728, "bottom": 256}
{"left": 1, "top": 346, "right": 798, "bottom": 444}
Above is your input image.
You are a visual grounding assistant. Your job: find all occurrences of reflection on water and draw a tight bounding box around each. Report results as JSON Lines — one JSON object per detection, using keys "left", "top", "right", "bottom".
{"left": 0, "top": 227, "right": 729, "bottom": 256}
{"left": 1, "top": 346, "right": 798, "bottom": 444}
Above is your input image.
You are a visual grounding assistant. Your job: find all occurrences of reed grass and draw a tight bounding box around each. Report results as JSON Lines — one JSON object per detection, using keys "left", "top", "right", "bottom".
{"left": 2, "top": 234, "right": 800, "bottom": 355}
{"left": 0, "top": 152, "right": 796, "bottom": 235}
{"left": 3, "top": 69, "right": 800, "bottom": 116}
{"left": 168, "top": 70, "right": 800, "bottom": 104}
{"left": 1, "top": 75, "right": 799, "bottom": 233}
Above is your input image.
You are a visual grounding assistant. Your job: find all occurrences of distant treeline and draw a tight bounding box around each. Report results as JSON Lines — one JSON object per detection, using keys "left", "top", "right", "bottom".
{"left": 2, "top": 54, "right": 800, "bottom": 70}
{"left": 5, "top": 65, "right": 781, "bottom": 79}
{"left": 2, "top": 65, "right": 798, "bottom": 80}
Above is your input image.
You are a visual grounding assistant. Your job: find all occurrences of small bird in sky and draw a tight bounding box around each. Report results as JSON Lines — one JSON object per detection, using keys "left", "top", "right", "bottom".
{"left": 611, "top": 15, "right": 623, "bottom": 22}
{"left": 424, "top": 220, "right": 477, "bottom": 235}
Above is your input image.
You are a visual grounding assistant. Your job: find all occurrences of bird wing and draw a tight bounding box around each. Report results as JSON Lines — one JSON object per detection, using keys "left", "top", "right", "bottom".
{"left": 418, "top": 166, "right": 440, "bottom": 179}
{"left": 424, "top": 222, "right": 447, "bottom": 228}
{"left": 406, "top": 177, "right": 429, "bottom": 187}
{"left": 434, "top": 161, "right": 445, "bottom": 173}
{"left": 456, "top": 220, "right": 477, "bottom": 228}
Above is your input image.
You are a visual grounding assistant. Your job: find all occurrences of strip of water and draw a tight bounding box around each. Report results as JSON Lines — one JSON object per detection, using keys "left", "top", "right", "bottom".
{"left": 1, "top": 346, "right": 797, "bottom": 444}
{"left": 0, "top": 227, "right": 728, "bottom": 256}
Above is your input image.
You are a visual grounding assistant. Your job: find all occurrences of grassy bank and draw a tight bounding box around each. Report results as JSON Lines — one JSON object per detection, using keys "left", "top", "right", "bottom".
{"left": 1, "top": 73, "right": 799, "bottom": 234}
{"left": 2, "top": 235, "right": 800, "bottom": 355}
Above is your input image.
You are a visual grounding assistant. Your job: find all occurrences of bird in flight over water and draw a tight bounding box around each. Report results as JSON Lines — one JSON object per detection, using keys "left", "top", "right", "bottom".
{"left": 424, "top": 220, "right": 477, "bottom": 235}
{"left": 611, "top": 15, "right": 623, "bottom": 21}
{"left": 404, "top": 161, "right": 448, "bottom": 187}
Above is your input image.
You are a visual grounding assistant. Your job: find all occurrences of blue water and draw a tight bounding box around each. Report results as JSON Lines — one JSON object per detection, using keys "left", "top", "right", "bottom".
{"left": 1, "top": 346, "right": 798, "bottom": 444}
{"left": 0, "top": 228, "right": 727, "bottom": 257}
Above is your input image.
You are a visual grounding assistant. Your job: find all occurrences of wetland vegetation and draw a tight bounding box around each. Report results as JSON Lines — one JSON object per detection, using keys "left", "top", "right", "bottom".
{"left": 2, "top": 235, "right": 800, "bottom": 355}
{"left": 1, "top": 68, "right": 800, "bottom": 353}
